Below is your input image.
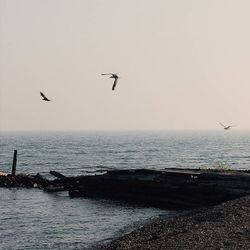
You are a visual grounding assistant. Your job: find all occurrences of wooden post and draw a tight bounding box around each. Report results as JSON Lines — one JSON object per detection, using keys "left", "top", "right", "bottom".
{"left": 12, "top": 150, "right": 17, "bottom": 176}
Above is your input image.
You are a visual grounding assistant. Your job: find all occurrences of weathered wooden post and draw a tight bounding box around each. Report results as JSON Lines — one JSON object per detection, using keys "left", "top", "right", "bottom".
{"left": 11, "top": 150, "right": 17, "bottom": 176}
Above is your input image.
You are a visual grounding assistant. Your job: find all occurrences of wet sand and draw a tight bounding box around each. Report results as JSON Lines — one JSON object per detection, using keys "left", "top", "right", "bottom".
{"left": 99, "top": 196, "right": 250, "bottom": 250}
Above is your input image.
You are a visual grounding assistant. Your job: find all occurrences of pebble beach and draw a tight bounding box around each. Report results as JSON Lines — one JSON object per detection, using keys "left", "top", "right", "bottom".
{"left": 99, "top": 195, "right": 250, "bottom": 250}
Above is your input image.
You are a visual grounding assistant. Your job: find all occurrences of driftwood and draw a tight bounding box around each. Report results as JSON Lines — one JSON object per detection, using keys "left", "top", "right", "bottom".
{"left": 43, "top": 171, "right": 73, "bottom": 192}
{"left": 49, "top": 171, "right": 66, "bottom": 179}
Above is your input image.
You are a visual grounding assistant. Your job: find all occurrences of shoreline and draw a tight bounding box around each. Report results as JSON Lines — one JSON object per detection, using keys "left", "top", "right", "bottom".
{"left": 98, "top": 195, "right": 250, "bottom": 250}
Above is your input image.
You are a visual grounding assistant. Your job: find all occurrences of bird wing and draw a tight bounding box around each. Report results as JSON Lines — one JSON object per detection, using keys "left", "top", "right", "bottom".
{"left": 101, "top": 73, "right": 113, "bottom": 76}
{"left": 40, "top": 92, "right": 50, "bottom": 101}
{"left": 219, "top": 123, "right": 226, "bottom": 128}
{"left": 40, "top": 92, "right": 46, "bottom": 98}
{"left": 112, "top": 78, "right": 118, "bottom": 90}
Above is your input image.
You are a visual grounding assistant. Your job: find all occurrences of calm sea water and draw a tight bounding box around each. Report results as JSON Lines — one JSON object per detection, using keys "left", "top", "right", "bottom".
{"left": 1, "top": 131, "right": 250, "bottom": 249}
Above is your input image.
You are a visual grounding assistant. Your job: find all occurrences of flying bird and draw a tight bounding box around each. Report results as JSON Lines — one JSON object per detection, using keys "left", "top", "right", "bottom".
{"left": 40, "top": 92, "right": 51, "bottom": 101}
{"left": 219, "top": 123, "right": 236, "bottom": 130}
{"left": 101, "top": 73, "right": 120, "bottom": 91}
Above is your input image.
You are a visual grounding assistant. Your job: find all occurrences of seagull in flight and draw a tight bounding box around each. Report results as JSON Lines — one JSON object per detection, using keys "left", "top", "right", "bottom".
{"left": 219, "top": 123, "right": 236, "bottom": 130}
{"left": 101, "top": 73, "right": 120, "bottom": 91}
{"left": 40, "top": 92, "right": 51, "bottom": 102}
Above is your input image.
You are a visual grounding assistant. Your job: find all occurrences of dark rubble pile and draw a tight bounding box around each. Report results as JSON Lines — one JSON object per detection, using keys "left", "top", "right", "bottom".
{"left": 99, "top": 195, "right": 250, "bottom": 250}
{"left": 0, "top": 172, "right": 77, "bottom": 191}
{"left": 0, "top": 174, "right": 49, "bottom": 188}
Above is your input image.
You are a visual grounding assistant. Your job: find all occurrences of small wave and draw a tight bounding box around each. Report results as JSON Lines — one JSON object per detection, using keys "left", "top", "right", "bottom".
{"left": 95, "top": 165, "right": 116, "bottom": 170}
{"left": 83, "top": 170, "right": 107, "bottom": 174}
{"left": 123, "top": 150, "right": 140, "bottom": 153}
{"left": 74, "top": 151, "right": 87, "bottom": 155}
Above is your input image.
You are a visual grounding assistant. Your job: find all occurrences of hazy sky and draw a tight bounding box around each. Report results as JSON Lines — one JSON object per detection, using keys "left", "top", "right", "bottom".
{"left": 1, "top": 0, "right": 250, "bottom": 131}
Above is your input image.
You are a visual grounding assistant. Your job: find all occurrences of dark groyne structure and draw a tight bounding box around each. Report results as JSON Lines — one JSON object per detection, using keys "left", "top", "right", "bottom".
{"left": 1, "top": 167, "right": 250, "bottom": 210}
{"left": 68, "top": 168, "right": 250, "bottom": 209}
{"left": 2, "top": 151, "right": 250, "bottom": 209}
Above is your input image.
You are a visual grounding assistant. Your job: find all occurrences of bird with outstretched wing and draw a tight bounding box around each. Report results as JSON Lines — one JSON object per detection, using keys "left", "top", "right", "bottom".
{"left": 40, "top": 92, "right": 51, "bottom": 101}
{"left": 101, "top": 73, "right": 120, "bottom": 91}
{"left": 219, "top": 123, "right": 236, "bottom": 130}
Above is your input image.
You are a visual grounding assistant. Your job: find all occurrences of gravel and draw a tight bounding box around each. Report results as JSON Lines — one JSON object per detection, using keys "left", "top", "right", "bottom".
{"left": 98, "top": 196, "right": 250, "bottom": 250}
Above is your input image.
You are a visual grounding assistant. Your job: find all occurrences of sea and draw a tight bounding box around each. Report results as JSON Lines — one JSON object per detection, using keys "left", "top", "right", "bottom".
{"left": 1, "top": 131, "right": 250, "bottom": 249}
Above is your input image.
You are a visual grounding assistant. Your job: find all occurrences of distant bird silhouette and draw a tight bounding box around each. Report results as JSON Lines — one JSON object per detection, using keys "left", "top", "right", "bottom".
{"left": 101, "top": 73, "right": 120, "bottom": 91}
{"left": 219, "top": 123, "right": 236, "bottom": 130}
{"left": 40, "top": 92, "right": 51, "bottom": 101}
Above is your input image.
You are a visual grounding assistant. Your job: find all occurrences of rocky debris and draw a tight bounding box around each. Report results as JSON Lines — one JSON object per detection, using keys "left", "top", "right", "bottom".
{"left": 0, "top": 173, "right": 49, "bottom": 188}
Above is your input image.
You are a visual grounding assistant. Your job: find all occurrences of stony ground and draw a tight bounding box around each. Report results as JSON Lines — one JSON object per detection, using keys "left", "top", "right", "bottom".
{"left": 98, "top": 196, "right": 250, "bottom": 250}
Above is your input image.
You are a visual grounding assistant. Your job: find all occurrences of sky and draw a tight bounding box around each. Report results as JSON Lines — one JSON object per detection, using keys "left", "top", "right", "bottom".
{"left": 1, "top": 0, "right": 250, "bottom": 131}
